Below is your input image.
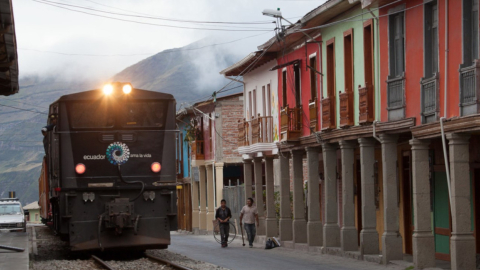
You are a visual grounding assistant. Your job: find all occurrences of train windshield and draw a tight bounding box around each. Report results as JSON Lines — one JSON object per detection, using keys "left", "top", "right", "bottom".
{"left": 69, "top": 101, "right": 114, "bottom": 128}
{"left": 120, "top": 101, "right": 167, "bottom": 128}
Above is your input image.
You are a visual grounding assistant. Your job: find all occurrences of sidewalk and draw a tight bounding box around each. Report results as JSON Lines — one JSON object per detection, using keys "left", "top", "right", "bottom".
{"left": 0, "top": 231, "right": 29, "bottom": 270}
{"left": 169, "top": 232, "right": 407, "bottom": 270}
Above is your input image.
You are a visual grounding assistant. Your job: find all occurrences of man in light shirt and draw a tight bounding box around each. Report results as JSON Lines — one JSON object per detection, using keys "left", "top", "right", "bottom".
{"left": 239, "top": 197, "right": 259, "bottom": 248}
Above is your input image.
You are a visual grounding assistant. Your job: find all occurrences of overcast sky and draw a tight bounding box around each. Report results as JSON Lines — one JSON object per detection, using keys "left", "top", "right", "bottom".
{"left": 14, "top": 0, "right": 326, "bottom": 81}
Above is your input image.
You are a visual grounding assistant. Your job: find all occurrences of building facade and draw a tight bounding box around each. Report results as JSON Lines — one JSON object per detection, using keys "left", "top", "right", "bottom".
{"left": 221, "top": 0, "right": 480, "bottom": 269}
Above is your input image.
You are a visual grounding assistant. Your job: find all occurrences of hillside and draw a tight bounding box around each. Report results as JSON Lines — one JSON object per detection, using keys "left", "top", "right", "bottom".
{"left": 0, "top": 38, "right": 242, "bottom": 205}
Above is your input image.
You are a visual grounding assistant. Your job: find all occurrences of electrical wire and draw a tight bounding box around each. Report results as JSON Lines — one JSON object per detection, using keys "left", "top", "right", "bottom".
{"left": 32, "top": 0, "right": 272, "bottom": 32}
{"left": 1, "top": 99, "right": 49, "bottom": 109}
{"left": 19, "top": 31, "right": 273, "bottom": 57}
{"left": 0, "top": 103, "right": 48, "bottom": 115}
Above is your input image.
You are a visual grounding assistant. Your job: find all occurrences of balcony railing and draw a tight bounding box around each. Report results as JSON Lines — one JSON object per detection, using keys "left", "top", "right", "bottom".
{"left": 280, "top": 106, "right": 302, "bottom": 141}
{"left": 321, "top": 97, "right": 335, "bottom": 130}
{"left": 460, "top": 60, "right": 480, "bottom": 116}
{"left": 386, "top": 76, "right": 405, "bottom": 121}
{"left": 339, "top": 91, "right": 353, "bottom": 128}
{"left": 309, "top": 98, "right": 318, "bottom": 132}
{"left": 421, "top": 73, "right": 439, "bottom": 123}
{"left": 358, "top": 83, "right": 374, "bottom": 124}
{"left": 191, "top": 140, "right": 204, "bottom": 160}
{"left": 237, "top": 115, "right": 274, "bottom": 147}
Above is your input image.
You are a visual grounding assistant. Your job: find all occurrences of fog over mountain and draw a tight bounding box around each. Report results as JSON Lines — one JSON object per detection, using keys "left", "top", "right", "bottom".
{"left": 0, "top": 38, "right": 242, "bottom": 204}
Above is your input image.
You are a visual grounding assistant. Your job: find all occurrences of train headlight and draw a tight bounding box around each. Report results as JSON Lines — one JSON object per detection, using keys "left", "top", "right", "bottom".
{"left": 103, "top": 84, "right": 113, "bottom": 95}
{"left": 151, "top": 162, "right": 161, "bottom": 173}
{"left": 122, "top": 84, "right": 132, "bottom": 94}
{"left": 75, "top": 163, "right": 86, "bottom": 174}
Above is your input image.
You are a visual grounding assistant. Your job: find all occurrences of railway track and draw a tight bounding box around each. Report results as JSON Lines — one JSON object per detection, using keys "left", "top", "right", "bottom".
{"left": 91, "top": 253, "right": 194, "bottom": 270}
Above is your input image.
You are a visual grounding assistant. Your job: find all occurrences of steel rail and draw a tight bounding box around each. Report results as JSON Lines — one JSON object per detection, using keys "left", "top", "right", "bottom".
{"left": 145, "top": 253, "right": 194, "bottom": 270}
{"left": 91, "top": 255, "right": 115, "bottom": 270}
{"left": 0, "top": 244, "right": 24, "bottom": 252}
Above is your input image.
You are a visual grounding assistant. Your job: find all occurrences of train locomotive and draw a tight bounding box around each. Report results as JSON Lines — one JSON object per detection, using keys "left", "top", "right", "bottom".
{"left": 38, "top": 82, "right": 178, "bottom": 251}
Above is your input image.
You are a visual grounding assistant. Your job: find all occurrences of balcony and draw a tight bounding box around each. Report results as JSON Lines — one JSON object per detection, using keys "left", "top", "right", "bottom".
{"left": 309, "top": 98, "right": 318, "bottom": 132}
{"left": 386, "top": 76, "right": 405, "bottom": 121}
{"left": 358, "top": 83, "right": 374, "bottom": 124}
{"left": 339, "top": 91, "right": 353, "bottom": 128}
{"left": 280, "top": 107, "right": 302, "bottom": 141}
{"left": 321, "top": 97, "right": 335, "bottom": 130}
{"left": 238, "top": 115, "right": 274, "bottom": 147}
{"left": 421, "top": 73, "right": 439, "bottom": 123}
{"left": 460, "top": 60, "right": 480, "bottom": 116}
{"left": 191, "top": 140, "right": 204, "bottom": 160}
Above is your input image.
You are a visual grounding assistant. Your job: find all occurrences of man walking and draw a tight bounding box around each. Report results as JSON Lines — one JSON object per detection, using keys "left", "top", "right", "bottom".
{"left": 215, "top": 199, "right": 232, "bottom": 248}
{"left": 239, "top": 197, "right": 259, "bottom": 248}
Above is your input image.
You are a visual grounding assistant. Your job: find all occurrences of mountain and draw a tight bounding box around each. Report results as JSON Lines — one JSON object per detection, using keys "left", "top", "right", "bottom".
{"left": 112, "top": 38, "right": 242, "bottom": 106}
{"left": 0, "top": 38, "right": 242, "bottom": 205}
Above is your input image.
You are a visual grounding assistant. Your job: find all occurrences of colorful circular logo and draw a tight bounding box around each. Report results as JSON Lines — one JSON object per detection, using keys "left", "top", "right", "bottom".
{"left": 106, "top": 142, "right": 130, "bottom": 165}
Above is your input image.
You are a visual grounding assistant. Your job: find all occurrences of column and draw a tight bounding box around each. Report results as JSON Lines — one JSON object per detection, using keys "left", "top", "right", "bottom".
{"left": 447, "top": 133, "right": 475, "bottom": 270}
{"left": 358, "top": 138, "right": 379, "bottom": 255}
{"left": 243, "top": 159, "right": 253, "bottom": 206}
{"left": 265, "top": 156, "right": 278, "bottom": 237}
{"left": 292, "top": 150, "right": 307, "bottom": 243}
{"left": 340, "top": 140, "right": 358, "bottom": 251}
{"left": 254, "top": 157, "right": 265, "bottom": 235}
{"left": 279, "top": 154, "right": 293, "bottom": 241}
{"left": 306, "top": 146, "right": 322, "bottom": 246}
{"left": 198, "top": 165, "right": 207, "bottom": 232}
{"left": 380, "top": 134, "right": 402, "bottom": 264}
{"left": 206, "top": 164, "right": 215, "bottom": 232}
{"left": 191, "top": 179, "right": 200, "bottom": 232}
{"left": 323, "top": 142, "right": 340, "bottom": 247}
{"left": 215, "top": 163, "right": 224, "bottom": 208}
{"left": 410, "top": 139, "right": 435, "bottom": 269}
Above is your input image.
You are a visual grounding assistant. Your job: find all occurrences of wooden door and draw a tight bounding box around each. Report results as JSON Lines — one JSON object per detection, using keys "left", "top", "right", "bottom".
{"left": 185, "top": 184, "right": 193, "bottom": 232}
{"left": 177, "top": 188, "right": 185, "bottom": 230}
{"left": 402, "top": 152, "right": 413, "bottom": 255}
{"left": 355, "top": 156, "right": 362, "bottom": 245}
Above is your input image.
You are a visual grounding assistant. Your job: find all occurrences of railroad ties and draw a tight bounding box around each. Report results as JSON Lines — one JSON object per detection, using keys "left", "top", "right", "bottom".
{"left": 91, "top": 253, "right": 194, "bottom": 270}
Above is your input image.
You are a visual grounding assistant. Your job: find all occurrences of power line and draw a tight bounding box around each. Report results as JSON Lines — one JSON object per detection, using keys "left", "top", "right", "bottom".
{"left": 0, "top": 99, "right": 49, "bottom": 109}
{"left": 0, "top": 103, "right": 48, "bottom": 115}
{"left": 79, "top": 0, "right": 275, "bottom": 25}
{"left": 19, "top": 31, "right": 272, "bottom": 57}
{"left": 32, "top": 0, "right": 272, "bottom": 32}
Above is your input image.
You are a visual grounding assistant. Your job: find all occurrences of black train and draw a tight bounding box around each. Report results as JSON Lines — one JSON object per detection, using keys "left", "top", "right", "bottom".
{"left": 39, "top": 82, "right": 177, "bottom": 251}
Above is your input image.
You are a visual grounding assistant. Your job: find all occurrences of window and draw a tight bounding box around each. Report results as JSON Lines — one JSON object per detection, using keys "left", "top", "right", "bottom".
{"left": 463, "top": 0, "right": 479, "bottom": 66}
{"left": 252, "top": 89, "right": 257, "bottom": 117}
{"left": 425, "top": 1, "right": 439, "bottom": 76}
{"left": 389, "top": 12, "right": 405, "bottom": 78}
{"left": 309, "top": 56, "right": 317, "bottom": 101}
{"left": 262, "top": 86, "right": 266, "bottom": 117}
{"left": 294, "top": 64, "right": 301, "bottom": 107}
{"left": 326, "top": 39, "right": 336, "bottom": 98}
{"left": 35, "top": 214, "right": 39, "bottom": 221}
{"left": 282, "top": 70, "right": 287, "bottom": 107}
{"left": 266, "top": 84, "right": 271, "bottom": 116}
{"left": 69, "top": 101, "right": 114, "bottom": 129}
{"left": 209, "top": 114, "right": 213, "bottom": 153}
{"left": 120, "top": 101, "right": 168, "bottom": 128}
{"left": 364, "top": 19, "right": 375, "bottom": 88}
{"left": 344, "top": 29, "right": 354, "bottom": 93}
{"left": 248, "top": 91, "right": 252, "bottom": 119}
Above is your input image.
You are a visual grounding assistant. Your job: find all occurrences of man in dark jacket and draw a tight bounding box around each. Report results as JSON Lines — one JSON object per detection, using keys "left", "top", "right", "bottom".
{"left": 215, "top": 199, "right": 232, "bottom": 248}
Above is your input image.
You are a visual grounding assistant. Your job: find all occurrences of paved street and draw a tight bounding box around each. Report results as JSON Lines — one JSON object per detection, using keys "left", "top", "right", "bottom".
{"left": 168, "top": 233, "right": 404, "bottom": 270}
{"left": 0, "top": 232, "right": 29, "bottom": 270}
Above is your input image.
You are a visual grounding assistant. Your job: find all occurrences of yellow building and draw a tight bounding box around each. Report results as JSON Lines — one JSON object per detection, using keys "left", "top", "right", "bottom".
{"left": 23, "top": 201, "right": 41, "bottom": 224}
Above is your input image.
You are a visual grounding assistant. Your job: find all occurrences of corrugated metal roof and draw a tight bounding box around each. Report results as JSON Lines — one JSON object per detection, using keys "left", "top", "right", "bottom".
{"left": 220, "top": 51, "right": 277, "bottom": 77}
{"left": 0, "top": 0, "right": 18, "bottom": 96}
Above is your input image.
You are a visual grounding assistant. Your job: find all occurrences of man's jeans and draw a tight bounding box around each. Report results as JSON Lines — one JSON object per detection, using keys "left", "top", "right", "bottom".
{"left": 244, "top": 223, "right": 256, "bottom": 246}
{"left": 219, "top": 222, "right": 230, "bottom": 244}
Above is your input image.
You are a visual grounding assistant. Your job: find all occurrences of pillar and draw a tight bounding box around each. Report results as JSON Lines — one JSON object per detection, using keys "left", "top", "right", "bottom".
{"left": 447, "top": 133, "right": 475, "bottom": 270}
{"left": 243, "top": 159, "right": 253, "bottom": 204}
{"left": 379, "top": 134, "right": 402, "bottom": 264}
{"left": 358, "top": 138, "right": 379, "bottom": 255}
{"left": 410, "top": 139, "right": 435, "bottom": 269}
{"left": 191, "top": 179, "right": 200, "bottom": 232}
{"left": 340, "top": 140, "right": 358, "bottom": 251}
{"left": 206, "top": 164, "right": 215, "bottom": 232}
{"left": 215, "top": 162, "right": 224, "bottom": 208}
{"left": 306, "top": 146, "right": 322, "bottom": 246}
{"left": 292, "top": 150, "right": 307, "bottom": 243}
{"left": 198, "top": 165, "right": 207, "bottom": 231}
{"left": 254, "top": 157, "right": 265, "bottom": 235}
{"left": 265, "top": 156, "right": 278, "bottom": 237}
{"left": 278, "top": 154, "right": 293, "bottom": 241}
{"left": 322, "top": 142, "right": 340, "bottom": 247}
